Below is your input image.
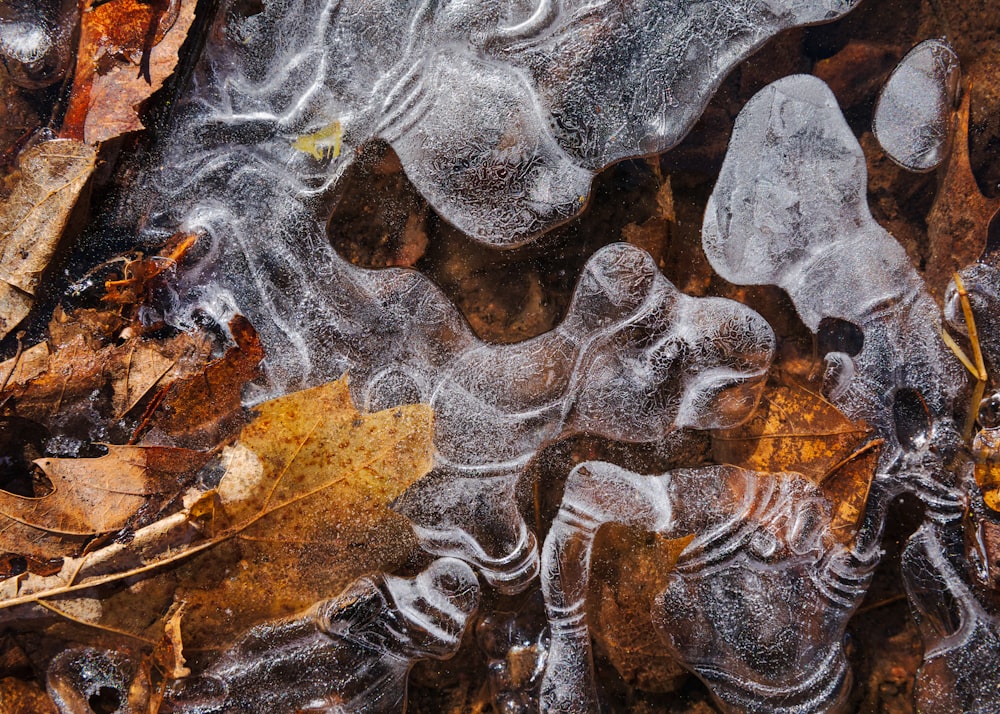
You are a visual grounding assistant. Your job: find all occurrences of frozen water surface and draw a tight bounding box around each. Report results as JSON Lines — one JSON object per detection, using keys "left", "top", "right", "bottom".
{"left": 873, "top": 39, "right": 960, "bottom": 172}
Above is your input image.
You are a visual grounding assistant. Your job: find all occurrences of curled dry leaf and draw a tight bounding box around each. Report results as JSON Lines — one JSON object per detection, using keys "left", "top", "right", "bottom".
{"left": 0, "top": 445, "right": 206, "bottom": 560}
{"left": 63, "top": 0, "right": 197, "bottom": 145}
{"left": 0, "top": 140, "right": 96, "bottom": 340}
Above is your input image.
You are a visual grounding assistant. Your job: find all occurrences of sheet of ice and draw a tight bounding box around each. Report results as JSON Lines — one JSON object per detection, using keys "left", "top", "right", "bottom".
{"left": 159, "top": 558, "right": 479, "bottom": 714}
{"left": 902, "top": 521, "right": 1000, "bottom": 714}
{"left": 137, "top": 0, "right": 863, "bottom": 246}
{"left": 873, "top": 39, "right": 960, "bottom": 172}
{"left": 702, "top": 75, "right": 965, "bottom": 520}
{"left": 0, "top": 0, "right": 77, "bottom": 88}
{"left": 539, "top": 461, "right": 876, "bottom": 713}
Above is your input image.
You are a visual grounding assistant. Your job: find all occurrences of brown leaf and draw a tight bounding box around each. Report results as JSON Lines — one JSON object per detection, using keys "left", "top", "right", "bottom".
{"left": 1, "top": 330, "right": 213, "bottom": 429}
{"left": 173, "top": 376, "right": 432, "bottom": 650}
{"left": 0, "top": 445, "right": 206, "bottom": 560}
{"left": 0, "top": 140, "right": 96, "bottom": 340}
{"left": 588, "top": 526, "right": 693, "bottom": 693}
{"left": 713, "top": 381, "right": 880, "bottom": 543}
{"left": 63, "top": 0, "right": 197, "bottom": 145}
{"left": 135, "top": 316, "right": 264, "bottom": 450}
{"left": 712, "top": 382, "right": 873, "bottom": 482}
{"left": 926, "top": 87, "right": 1000, "bottom": 298}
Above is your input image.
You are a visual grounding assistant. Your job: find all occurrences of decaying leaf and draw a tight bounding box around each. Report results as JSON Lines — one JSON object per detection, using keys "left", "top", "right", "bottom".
{"left": 926, "top": 87, "right": 1000, "bottom": 298}
{"left": 588, "top": 526, "right": 693, "bottom": 693}
{"left": 0, "top": 140, "right": 96, "bottom": 340}
{"left": 134, "top": 315, "right": 264, "bottom": 450}
{"left": 713, "top": 380, "right": 880, "bottom": 541}
{"left": 63, "top": 0, "right": 197, "bottom": 145}
{"left": 1, "top": 377, "right": 434, "bottom": 661}
{"left": 0, "top": 445, "right": 205, "bottom": 560}
{"left": 174, "top": 376, "right": 432, "bottom": 649}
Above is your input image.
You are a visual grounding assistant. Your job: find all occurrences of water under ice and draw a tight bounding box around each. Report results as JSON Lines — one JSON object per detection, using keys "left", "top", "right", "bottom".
{"left": 161, "top": 558, "right": 480, "bottom": 714}
{"left": 134, "top": 0, "right": 862, "bottom": 247}
{"left": 873, "top": 39, "right": 960, "bottom": 173}
{"left": 0, "top": 0, "right": 77, "bottom": 88}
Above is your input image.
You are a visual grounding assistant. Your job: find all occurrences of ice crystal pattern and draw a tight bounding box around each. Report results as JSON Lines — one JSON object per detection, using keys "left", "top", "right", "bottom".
{"left": 873, "top": 39, "right": 960, "bottom": 172}
{"left": 138, "top": 0, "right": 863, "bottom": 245}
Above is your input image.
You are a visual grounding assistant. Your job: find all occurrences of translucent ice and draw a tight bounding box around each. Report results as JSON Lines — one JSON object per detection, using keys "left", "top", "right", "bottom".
{"left": 137, "top": 0, "right": 863, "bottom": 247}
{"left": 902, "top": 522, "right": 1000, "bottom": 713}
{"left": 873, "top": 39, "right": 960, "bottom": 173}
{"left": 391, "top": 242, "right": 775, "bottom": 591}
{"left": 539, "top": 462, "right": 876, "bottom": 713}
{"left": 702, "top": 75, "right": 965, "bottom": 517}
{"left": 162, "top": 558, "right": 480, "bottom": 714}
{"left": 0, "top": 0, "right": 77, "bottom": 88}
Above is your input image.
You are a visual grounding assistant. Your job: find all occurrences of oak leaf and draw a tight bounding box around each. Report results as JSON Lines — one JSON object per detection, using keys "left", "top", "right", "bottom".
{"left": 0, "top": 445, "right": 206, "bottom": 560}
{"left": 0, "top": 140, "right": 96, "bottom": 340}
{"left": 2, "top": 378, "right": 434, "bottom": 660}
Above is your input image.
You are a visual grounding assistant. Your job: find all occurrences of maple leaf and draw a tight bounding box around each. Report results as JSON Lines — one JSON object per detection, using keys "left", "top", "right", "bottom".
{"left": 0, "top": 140, "right": 96, "bottom": 340}
{"left": 173, "top": 376, "right": 433, "bottom": 650}
{"left": 62, "top": 0, "right": 197, "bottom": 145}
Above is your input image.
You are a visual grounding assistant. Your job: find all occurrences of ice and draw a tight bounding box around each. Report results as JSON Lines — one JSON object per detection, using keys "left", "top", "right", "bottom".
{"left": 160, "top": 558, "right": 480, "bottom": 714}
{"left": 902, "top": 522, "right": 1000, "bottom": 713}
{"left": 136, "top": 0, "right": 862, "bottom": 247}
{"left": 873, "top": 39, "right": 960, "bottom": 173}
{"left": 391, "top": 242, "right": 775, "bottom": 592}
{"left": 702, "top": 75, "right": 965, "bottom": 516}
{"left": 539, "top": 461, "right": 876, "bottom": 713}
{"left": 0, "top": 0, "right": 77, "bottom": 88}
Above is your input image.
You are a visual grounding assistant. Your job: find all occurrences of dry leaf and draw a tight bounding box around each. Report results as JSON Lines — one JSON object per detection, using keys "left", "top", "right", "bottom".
{"left": 588, "top": 526, "right": 693, "bottom": 693}
{"left": 135, "top": 316, "right": 264, "bottom": 450}
{"left": 926, "top": 87, "right": 1000, "bottom": 298}
{"left": 2, "top": 377, "right": 435, "bottom": 658}
{"left": 1, "top": 330, "right": 213, "bottom": 429}
{"left": 0, "top": 445, "right": 206, "bottom": 560}
{"left": 173, "top": 376, "right": 432, "bottom": 650}
{"left": 0, "top": 140, "right": 96, "bottom": 340}
{"left": 63, "top": 0, "right": 197, "bottom": 145}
